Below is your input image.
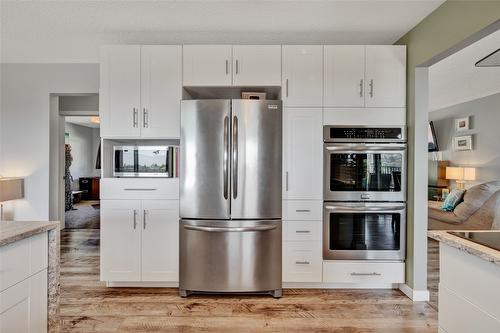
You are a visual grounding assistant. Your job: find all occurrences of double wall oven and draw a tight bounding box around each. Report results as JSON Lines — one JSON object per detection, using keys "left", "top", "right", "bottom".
{"left": 323, "top": 126, "right": 407, "bottom": 261}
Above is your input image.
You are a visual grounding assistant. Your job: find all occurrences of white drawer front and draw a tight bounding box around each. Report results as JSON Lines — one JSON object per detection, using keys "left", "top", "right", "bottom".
{"left": 323, "top": 108, "right": 406, "bottom": 126}
{"left": 323, "top": 261, "right": 404, "bottom": 284}
{"left": 440, "top": 244, "right": 500, "bottom": 320}
{"left": 283, "top": 200, "right": 322, "bottom": 221}
{"left": 101, "top": 178, "right": 179, "bottom": 200}
{"left": 284, "top": 221, "right": 321, "bottom": 241}
{"left": 283, "top": 241, "right": 322, "bottom": 283}
{"left": 0, "top": 233, "right": 48, "bottom": 292}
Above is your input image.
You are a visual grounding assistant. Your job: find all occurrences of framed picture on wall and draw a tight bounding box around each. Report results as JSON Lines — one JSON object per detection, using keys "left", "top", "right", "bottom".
{"left": 455, "top": 116, "right": 470, "bottom": 132}
{"left": 453, "top": 135, "right": 473, "bottom": 151}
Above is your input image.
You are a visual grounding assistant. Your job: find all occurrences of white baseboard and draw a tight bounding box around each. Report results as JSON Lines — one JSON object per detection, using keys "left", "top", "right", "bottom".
{"left": 284, "top": 282, "right": 399, "bottom": 289}
{"left": 399, "top": 283, "right": 430, "bottom": 301}
{"left": 106, "top": 281, "right": 179, "bottom": 288}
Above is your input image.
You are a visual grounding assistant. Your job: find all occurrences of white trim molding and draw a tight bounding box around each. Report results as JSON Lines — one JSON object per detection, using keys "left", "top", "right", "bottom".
{"left": 399, "top": 283, "right": 430, "bottom": 302}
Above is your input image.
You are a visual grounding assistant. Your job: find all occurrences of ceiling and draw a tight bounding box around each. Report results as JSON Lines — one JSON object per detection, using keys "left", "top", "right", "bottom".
{"left": 429, "top": 29, "right": 500, "bottom": 112}
{"left": 65, "top": 116, "right": 100, "bottom": 129}
{"left": 0, "top": 0, "right": 444, "bottom": 63}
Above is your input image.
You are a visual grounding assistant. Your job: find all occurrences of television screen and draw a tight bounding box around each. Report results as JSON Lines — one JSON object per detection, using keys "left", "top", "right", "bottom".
{"left": 428, "top": 121, "right": 439, "bottom": 152}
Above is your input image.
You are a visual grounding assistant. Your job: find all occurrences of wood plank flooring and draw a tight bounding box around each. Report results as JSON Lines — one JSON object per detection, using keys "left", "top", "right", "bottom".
{"left": 60, "top": 229, "right": 438, "bottom": 332}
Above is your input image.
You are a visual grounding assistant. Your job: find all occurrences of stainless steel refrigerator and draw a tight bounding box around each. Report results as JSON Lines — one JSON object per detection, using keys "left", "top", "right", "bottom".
{"left": 179, "top": 99, "right": 282, "bottom": 298}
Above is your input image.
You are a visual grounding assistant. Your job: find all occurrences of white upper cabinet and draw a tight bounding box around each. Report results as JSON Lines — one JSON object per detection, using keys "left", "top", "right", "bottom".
{"left": 100, "top": 45, "right": 142, "bottom": 137}
{"left": 182, "top": 45, "right": 232, "bottom": 86}
{"left": 365, "top": 45, "right": 406, "bottom": 108}
{"left": 324, "top": 45, "right": 406, "bottom": 108}
{"left": 101, "top": 200, "right": 142, "bottom": 281}
{"left": 141, "top": 200, "right": 179, "bottom": 282}
{"left": 100, "top": 45, "right": 182, "bottom": 138}
{"left": 282, "top": 45, "right": 323, "bottom": 107}
{"left": 324, "top": 45, "right": 365, "bottom": 107}
{"left": 141, "top": 45, "right": 182, "bottom": 138}
{"left": 283, "top": 108, "right": 323, "bottom": 200}
{"left": 232, "top": 45, "right": 281, "bottom": 86}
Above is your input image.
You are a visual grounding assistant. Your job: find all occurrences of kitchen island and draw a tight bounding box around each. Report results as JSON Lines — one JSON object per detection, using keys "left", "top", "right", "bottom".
{"left": 428, "top": 230, "right": 500, "bottom": 333}
{"left": 0, "top": 221, "right": 60, "bottom": 333}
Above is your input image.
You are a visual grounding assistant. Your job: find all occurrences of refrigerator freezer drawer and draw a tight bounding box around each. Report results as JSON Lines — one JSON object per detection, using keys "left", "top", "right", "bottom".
{"left": 179, "top": 219, "right": 282, "bottom": 294}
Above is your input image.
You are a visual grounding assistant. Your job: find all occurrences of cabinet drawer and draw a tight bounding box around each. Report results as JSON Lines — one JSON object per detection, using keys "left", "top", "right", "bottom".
{"left": 323, "top": 108, "right": 406, "bottom": 126}
{"left": 284, "top": 221, "right": 321, "bottom": 241}
{"left": 0, "top": 233, "right": 48, "bottom": 292}
{"left": 322, "top": 261, "right": 404, "bottom": 284}
{"left": 283, "top": 241, "right": 322, "bottom": 283}
{"left": 283, "top": 200, "right": 322, "bottom": 220}
{"left": 101, "top": 178, "right": 179, "bottom": 200}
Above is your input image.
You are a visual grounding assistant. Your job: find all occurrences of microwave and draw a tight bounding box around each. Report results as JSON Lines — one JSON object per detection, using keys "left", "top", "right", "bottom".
{"left": 113, "top": 146, "right": 178, "bottom": 178}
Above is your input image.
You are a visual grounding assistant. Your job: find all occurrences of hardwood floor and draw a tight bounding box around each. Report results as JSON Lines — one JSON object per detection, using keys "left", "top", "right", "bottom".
{"left": 60, "top": 229, "right": 438, "bottom": 332}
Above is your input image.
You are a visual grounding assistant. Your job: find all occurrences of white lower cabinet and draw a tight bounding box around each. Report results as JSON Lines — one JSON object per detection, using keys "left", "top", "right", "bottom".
{"left": 283, "top": 241, "right": 322, "bottom": 283}
{"left": 0, "top": 233, "right": 48, "bottom": 333}
{"left": 101, "top": 199, "right": 179, "bottom": 282}
{"left": 322, "top": 261, "right": 404, "bottom": 284}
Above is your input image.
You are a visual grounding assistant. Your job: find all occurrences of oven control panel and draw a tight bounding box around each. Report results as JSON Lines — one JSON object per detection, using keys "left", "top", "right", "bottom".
{"left": 324, "top": 126, "right": 405, "bottom": 142}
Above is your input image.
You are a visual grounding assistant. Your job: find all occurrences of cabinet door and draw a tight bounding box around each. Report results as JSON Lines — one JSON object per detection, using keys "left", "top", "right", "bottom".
{"left": 183, "top": 45, "right": 232, "bottom": 86}
{"left": 283, "top": 108, "right": 323, "bottom": 200}
{"left": 100, "top": 45, "right": 141, "bottom": 137}
{"left": 365, "top": 45, "right": 406, "bottom": 107}
{"left": 141, "top": 45, "right": 182, "bottom": 138}
{"left": 141, "top": 200, "right": 179, "bottom": 282}
{"left": 233, "top": 45, "right": 281, "bottom": 86}
{"left": 282, "top": 45, "right": 323, "bottom": 107}
{"left": 324, "top": 45, "right": 365, "bottom": 107}
{"left": 101, "top": 200, "right": 142, "bottom": 281}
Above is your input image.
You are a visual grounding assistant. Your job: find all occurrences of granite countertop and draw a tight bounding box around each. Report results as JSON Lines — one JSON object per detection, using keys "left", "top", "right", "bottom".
{"left": 428, "top": 230, "right": 500, "bottom": 266}
{"left": 0, "top": 221, "right": 60, "bottom": 247}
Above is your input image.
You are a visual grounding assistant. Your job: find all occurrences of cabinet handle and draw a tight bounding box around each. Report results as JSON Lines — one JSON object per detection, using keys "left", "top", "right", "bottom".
{"left": 133, "top": 210, "right": 137, "bottom": 229}
{"left": 359, "top": 79, "right": 364, "bottom": 97}
{"left": 124, "top": 188, "right": 158, "bottom": 191}
{"left": 285, "top": 172, "right": 289, "bottom": 191}
{"left": 285, "top": 79, "right": 289, "bottom": 97}
{"left": 295, "top": 261, "right": 310, "bottom": 265}
{"left": 235, "top": 59, "right": 239, "bottom": 74}
{"left": 143, "top": 210, "right": 147, "bottom": 229}
{"left": 143, "top": 108, "right": 148, "bottom": 128}
{"left": 225, "top": 60, "right": 229, "bottom": 75}
{"left": 133, "top": 108, "right": 138, "bottom": 127}
{"left": 369, "top": 79, "right": 374, "bottom": 98}
{"left": 295, "top": 209, "right": 310, "bottom": 213}
{"left": 350, "top": 272, "right": 381, "bottom": 276}
{"left": 295, "top": 230, "right": 311, "bottom": 234}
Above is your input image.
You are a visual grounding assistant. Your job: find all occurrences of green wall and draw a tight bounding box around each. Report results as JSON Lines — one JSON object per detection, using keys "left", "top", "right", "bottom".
{"left": 395, "top": 1, "right": 500, "bottom": 289}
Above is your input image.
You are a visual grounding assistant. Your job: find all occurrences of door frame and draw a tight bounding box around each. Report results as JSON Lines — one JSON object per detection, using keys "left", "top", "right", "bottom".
{"left": 49, "top": 93, "right": 99, "bottom": 229}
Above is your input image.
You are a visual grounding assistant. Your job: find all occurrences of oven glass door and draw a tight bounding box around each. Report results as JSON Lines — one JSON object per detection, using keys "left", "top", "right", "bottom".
{"left": 323, "top": 204, "right": 405, "bottom": 260}
{"left": 114, "top": 146, "right": 171, "bottom": 177}
{"left": 324, "top": 144, "right": 406, "bottom": 201}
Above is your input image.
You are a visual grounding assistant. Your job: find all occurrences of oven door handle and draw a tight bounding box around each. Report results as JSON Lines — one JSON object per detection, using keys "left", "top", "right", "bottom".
{"left": 325, "top": 205, "right": 406, "bottom": 212}
{"left": 325, "top": 144, "right": 406, "bottom": 151}
{"left": 183, "top": 224, "right": 277, "bottom": 233}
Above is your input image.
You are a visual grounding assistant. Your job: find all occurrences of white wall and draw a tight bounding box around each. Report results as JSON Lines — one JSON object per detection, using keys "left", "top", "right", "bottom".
{"left": 0, "top": 63, "right": 99, "bottom": 220}
{"left": 65, "top": 123, "right": 100, "bottom": 189}
{"left": 430, "top": 92, "right": 500, "bottom": 187}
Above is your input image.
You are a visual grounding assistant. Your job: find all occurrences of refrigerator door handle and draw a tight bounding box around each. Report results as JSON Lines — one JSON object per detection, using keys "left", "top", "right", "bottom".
{"left": 232, "top": 115, "right": 238, "bottom": 199}
{"left": 183, "top": 224, "right": 277, "bottom": 233}
{"left": 223, "top": 116, "right": 229, "bottom": 200}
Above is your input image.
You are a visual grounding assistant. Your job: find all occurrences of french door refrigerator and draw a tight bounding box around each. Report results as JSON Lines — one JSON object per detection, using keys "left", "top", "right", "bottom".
{"left": 179, "top": 99, "right": 282, "bottom": 298}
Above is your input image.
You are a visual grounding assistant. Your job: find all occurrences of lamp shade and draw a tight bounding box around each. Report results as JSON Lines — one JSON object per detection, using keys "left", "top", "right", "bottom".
{"left": 0, "top": 177, "right": 24, "bottom": 202}
{"left": 445, "top": 167, "right": 476, "bottom": 181}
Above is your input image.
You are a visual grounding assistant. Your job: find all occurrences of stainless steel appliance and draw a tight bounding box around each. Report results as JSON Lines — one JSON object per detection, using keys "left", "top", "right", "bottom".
{"left": 113, "top": 145, "right": 177, "bottom": 178}
{"left": 323, "top": 202, "right": 406, "bottom": 260}
{"left": 324, "top": 126, "right": 407, "bottom": 202}
{"left": 179, "top": 99, "right": 282, "bottom": 298}
{"left": 323, "top": 126, "right": 407, "bottom": 261}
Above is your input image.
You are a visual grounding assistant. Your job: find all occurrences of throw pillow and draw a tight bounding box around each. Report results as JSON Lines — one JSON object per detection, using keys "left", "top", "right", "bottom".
{"left": 442, "top": 189, "right": 466, "bottom": 212}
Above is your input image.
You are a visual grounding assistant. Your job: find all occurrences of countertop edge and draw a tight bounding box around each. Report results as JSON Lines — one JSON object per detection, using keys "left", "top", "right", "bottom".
{"left": 0, "top": 221, "right": 60, "bottom": 247}
{"left": 428, "top": 230, "right": 500, "bottom": 266}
